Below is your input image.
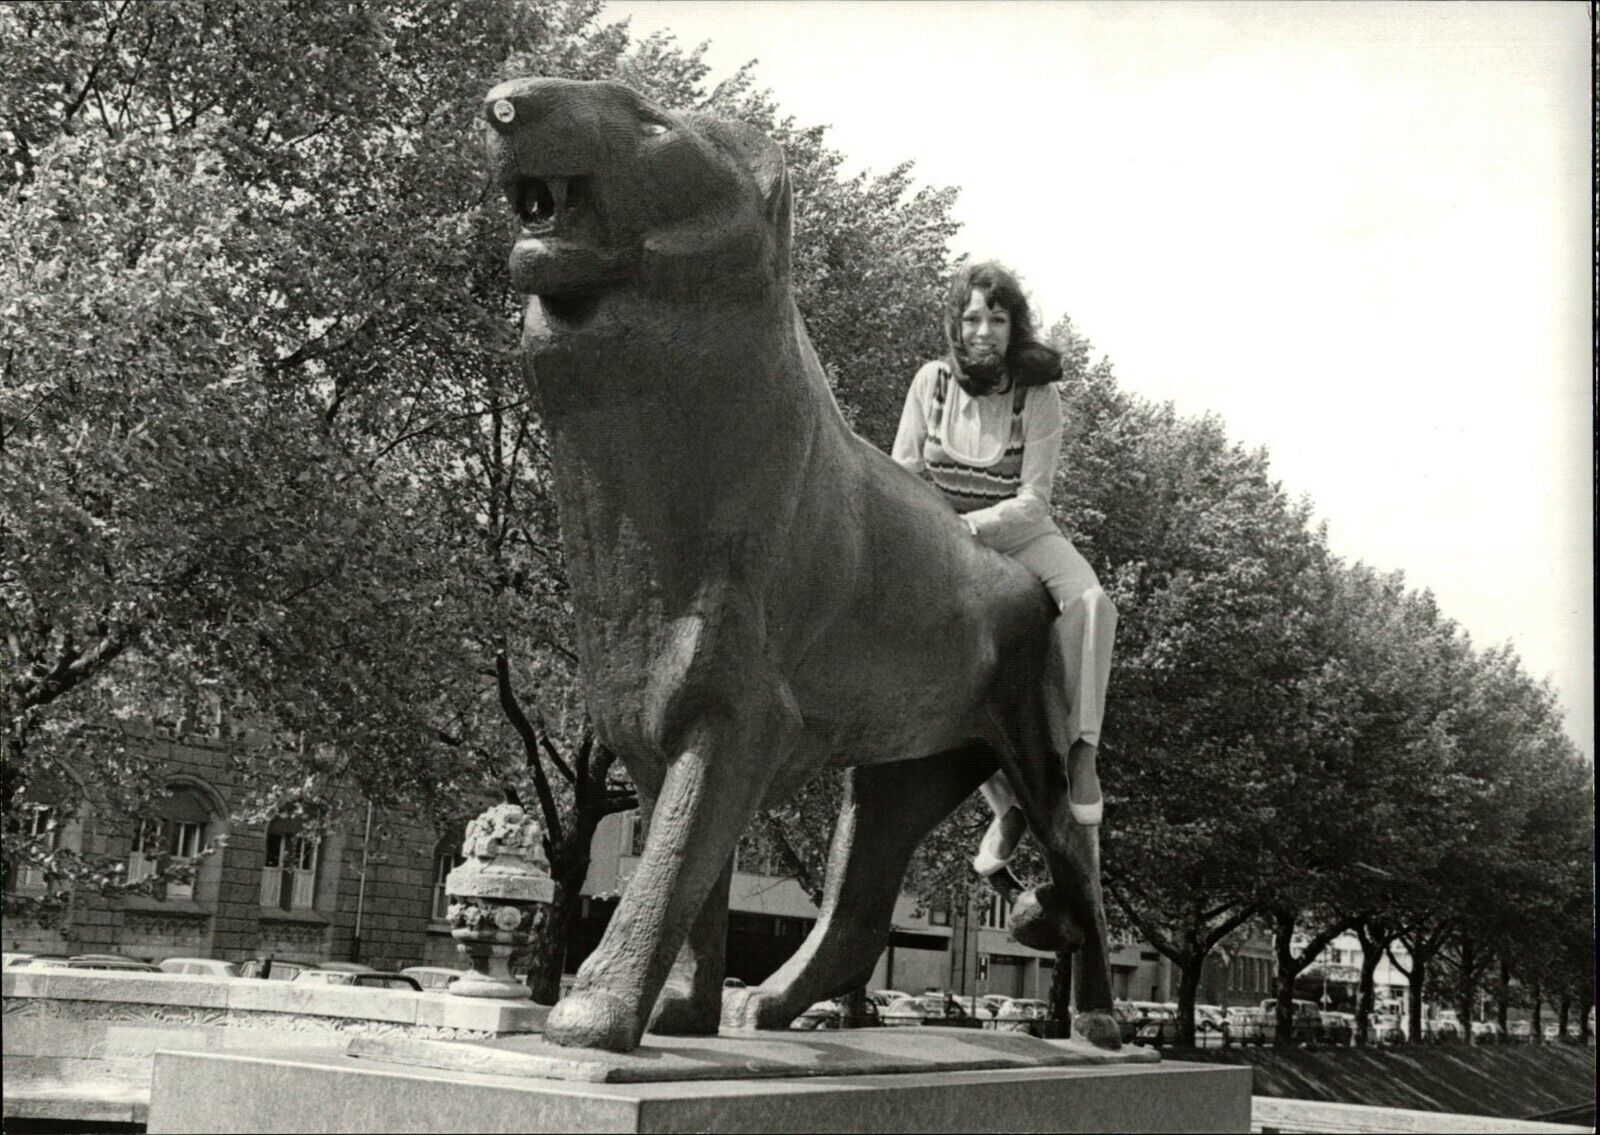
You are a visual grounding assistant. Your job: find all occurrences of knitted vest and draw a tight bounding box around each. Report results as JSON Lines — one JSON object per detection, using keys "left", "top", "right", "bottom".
{"left": 924, "top": 365, "right": 1028, "bottom": 515}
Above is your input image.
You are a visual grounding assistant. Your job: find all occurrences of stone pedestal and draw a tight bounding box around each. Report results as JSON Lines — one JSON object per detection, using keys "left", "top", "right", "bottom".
{"left": 443, "top": 804, "right": 555, "bottom": 1000}
{"left": 145, "top": 1029, "right": 1253, "bottom": 1133}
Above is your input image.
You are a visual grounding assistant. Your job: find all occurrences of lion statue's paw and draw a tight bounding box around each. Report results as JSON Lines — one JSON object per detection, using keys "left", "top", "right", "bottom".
{"left": 1072, "top": 1010, "right": 1122, "bottom": 1050}
{"left": 544, "top": 987, "right": 641, "bottom": 1052}
{"left": 720, "top": 984, "right": 799, "bottom": 1030}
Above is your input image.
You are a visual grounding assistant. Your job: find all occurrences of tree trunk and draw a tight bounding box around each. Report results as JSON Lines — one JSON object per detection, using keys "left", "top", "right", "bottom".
{"left": 1272, "top": 912, "right": 1299, "bottom": 1048}
{"left": 1176, "top": 954, "right": 1203, "bottom": 1048}
{"left": 522, "top": 853, "right": 588, "bottom": 1004}
{"left": 839, "top": 984, "right": 870, "bottom": 1029}
{"left": 1045, "top": 949, "right": 1073, "bottom": 1039}
{"left": 1580, "top": 1001, "right": 1592, "bottom": 1044}
{"left": 1557, "top": 993, "right": 1571, "bottom": 1040}
{"left": 1494, "top": 957, "right": 1510, "bottom": 1041}
{"left": 1454, "top": 942, "right": 1478, "bottom": 1046}
{"left": 1407, "top": 956, "right": 1427, "bottom": 1045}
{"left": 1530, "top": 982, "right": 1542, "bottom": 1044}
{"left": 1356, "top": 944, "right": 1382, "bottom": 1046}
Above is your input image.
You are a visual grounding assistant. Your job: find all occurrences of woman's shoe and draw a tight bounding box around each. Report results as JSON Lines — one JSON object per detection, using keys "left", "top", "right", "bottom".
{"left": 1066, "top": 741, "right": 1102, "bottom": 827}
{"left": 971, "top": 805, "right": 1026, "bottom": 876}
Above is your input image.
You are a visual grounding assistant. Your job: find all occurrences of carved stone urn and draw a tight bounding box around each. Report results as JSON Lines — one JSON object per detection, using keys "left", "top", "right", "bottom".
{"left": 444, "top": 803, "right": 554, "bottom": 999}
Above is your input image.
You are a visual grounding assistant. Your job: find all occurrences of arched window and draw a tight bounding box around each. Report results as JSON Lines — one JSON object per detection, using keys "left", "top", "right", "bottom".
{"left": 128, "top": 784, "right": 215, "bottom": 899}
{"left": 261, "top": 819, "right": 320, "bottom": 911}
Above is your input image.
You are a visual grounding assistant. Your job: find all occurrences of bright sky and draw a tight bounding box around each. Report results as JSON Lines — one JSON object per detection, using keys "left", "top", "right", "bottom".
{"left": 605, "top": 1, "right": 1594, "bottom": 760}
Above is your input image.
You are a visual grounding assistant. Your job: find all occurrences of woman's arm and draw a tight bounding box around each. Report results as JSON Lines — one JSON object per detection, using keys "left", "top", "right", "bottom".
{"left": 890, "top": 362, "right": 941, "bottom": 476}
{"left": 964, "top": 384, "right": 1064, "bottom": 545}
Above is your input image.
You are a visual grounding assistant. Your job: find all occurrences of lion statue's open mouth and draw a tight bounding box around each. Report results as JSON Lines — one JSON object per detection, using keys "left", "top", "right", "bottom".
{"left": 504, "top": 172, "right": 619, "bottom": 322}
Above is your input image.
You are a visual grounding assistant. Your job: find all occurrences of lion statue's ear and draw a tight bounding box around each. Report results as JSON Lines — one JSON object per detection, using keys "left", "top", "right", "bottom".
{"left": 706, "top": 118, "right": 792, "bottom": 243}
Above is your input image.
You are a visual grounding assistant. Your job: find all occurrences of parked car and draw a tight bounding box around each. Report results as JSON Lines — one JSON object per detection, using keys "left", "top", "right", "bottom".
{"left": 399, "top": 965, "right": 465, "bottom": 991}
{"left": 952, "top": 995, "right": 987, "bottom": 1018}
{"left": 1470, "top": 1021, "right": 1501, "bottom": 1043}
{"left": 789, "top": 995, "right": 880, "bottom": 1030}
{"left": 1194, "top": 1006, "right": 1230, "bottom": 1048}
{"left": 293, "top": 968, "right": 421, "bottom": 991}
{"left": 1225, "top": 1007, "right": 1267, "bottom": 1046}
{"left": 1112, "top": 1001, "right": 1144, "bottom": 1043}
{"left": 34, "top": 954, "right": 161, "bottom": 973}
{"left": 1423, "top": 1015, "right": 1462, "bottom": 1043}
{"left": 1258, "top": 999, "right": 1323, "bottom": 1043}
{"left": 873, "top": 990, "right": 921, "bottom": 1026}
{"left": 1319, "top": 1011, "right": 1354, "bottom": 1046}
{"left": 988, "top": 997, "right": 1049, "bottom": 1036}
{"left": 1373, "top": 1017, "right": 1407, "bottom": 1045}
{"left": 722, "top": 977, "right": 747, "bottom": 989}
{"left": 977, "top": 993, "right": 1010, "bottom": 1018}
{"left": 1507, "top": 1021, "right": 1533, "bottom": 1042}
{"left": 158, "top": 957, "right": 241, "bottom": 978}
{"left": 908, "top": 991, "right": 981, "bottom": 1028}
{"left": 1134, "top": 1018, "right": 1176, "bottom": 1047}
{"left": 239, "top": 957, "right": 318, "bottom": 982}
{"left": 350, "top": 972, "right": 422, "bottom": 991}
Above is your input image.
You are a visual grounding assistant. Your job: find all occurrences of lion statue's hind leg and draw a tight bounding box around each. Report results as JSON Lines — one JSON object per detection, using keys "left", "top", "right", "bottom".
{"left": 984, "top": 673, "right": 1122, "bottom": 1050}
{"left": 723, "top": 745, "right": 996, "bottom": 1031}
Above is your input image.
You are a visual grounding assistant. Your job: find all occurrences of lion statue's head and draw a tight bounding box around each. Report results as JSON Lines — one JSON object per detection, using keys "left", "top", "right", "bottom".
{"left": 485, "top": 77, "right": 792, "bottom": 328}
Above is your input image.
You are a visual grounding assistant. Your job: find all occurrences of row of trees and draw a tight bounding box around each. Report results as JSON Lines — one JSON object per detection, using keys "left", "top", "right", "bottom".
{"left": 1040, "top": 323, "right": 1592, "bottom": 1047}
{"left": 3, "top": 0, "right": 1590, "bottom": 1040}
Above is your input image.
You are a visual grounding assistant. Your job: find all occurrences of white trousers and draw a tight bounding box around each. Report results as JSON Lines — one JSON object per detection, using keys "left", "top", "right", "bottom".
{"left": 978, "top": 530, "right": 1117, "bottom": 815}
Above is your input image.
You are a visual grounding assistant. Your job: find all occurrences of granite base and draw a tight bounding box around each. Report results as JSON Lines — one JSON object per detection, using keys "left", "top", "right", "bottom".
{"left": 145, "top": 1034, "right": 1252, "bottom": 1133}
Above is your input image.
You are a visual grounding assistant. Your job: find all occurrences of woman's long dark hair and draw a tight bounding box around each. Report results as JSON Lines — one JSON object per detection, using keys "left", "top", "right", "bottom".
{"left": 944, "top": 261, "right": 1062, "bottom": 394}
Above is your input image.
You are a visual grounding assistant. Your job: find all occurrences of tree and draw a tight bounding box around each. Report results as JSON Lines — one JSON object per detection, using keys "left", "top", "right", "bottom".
{"left": 3, "top": 0, "right": 969, "bottom": 995}
{"left": 1048, "top": 340, "right": 1336, "bottom": 1046}
{"left": 1, "top": 0, "right": 660, "bottom": 893}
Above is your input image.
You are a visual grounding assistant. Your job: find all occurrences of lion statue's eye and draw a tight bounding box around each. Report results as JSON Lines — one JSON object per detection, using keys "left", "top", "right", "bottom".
{"left": 640, "top": 121, "right": 669, "bottom": 138}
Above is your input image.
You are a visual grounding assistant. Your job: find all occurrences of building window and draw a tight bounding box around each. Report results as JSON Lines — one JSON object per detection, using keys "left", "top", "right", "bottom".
{"left": 261, "top": 828, "right": 319, "bottom": 910}
{"left": 432, "top": 844, "right": 464, "bottom": 921}
{"left": 129, "top": 816, "right": 209, "bottom": 898}
{"left": 12, "top": 804, "right": 59, "bottom": 890}
{"left": 929, "top": 904, "right": 951, "bottom": 927}
{"left": 629, "top": 814, "right": 648, "bottom": 857}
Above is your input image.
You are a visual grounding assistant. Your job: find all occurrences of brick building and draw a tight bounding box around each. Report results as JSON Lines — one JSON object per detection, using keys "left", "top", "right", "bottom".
{"left": 3, "top": 721, "right": 465, "bottom": 971}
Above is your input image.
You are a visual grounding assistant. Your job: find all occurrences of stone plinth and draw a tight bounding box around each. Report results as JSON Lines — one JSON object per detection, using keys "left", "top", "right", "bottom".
{"left": 1, "top": 967, "right": 548, "bottom": 1127}
{"left": 145, "top": 1030, "right": 1252, "bottom": 1133}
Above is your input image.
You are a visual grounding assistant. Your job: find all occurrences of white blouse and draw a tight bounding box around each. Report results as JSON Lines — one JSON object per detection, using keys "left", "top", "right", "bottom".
{"left": 891, "top": 360, "right": 1064, "bottom": 553}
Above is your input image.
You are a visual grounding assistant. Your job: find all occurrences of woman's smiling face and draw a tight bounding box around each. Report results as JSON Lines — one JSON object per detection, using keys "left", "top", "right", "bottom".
{"left": 960, "top": 288, "right": 1011, "bottom": 360}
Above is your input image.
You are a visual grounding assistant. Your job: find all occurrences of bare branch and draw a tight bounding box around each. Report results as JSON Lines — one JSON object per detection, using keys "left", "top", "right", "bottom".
{"left": 61, "top": 0, "right": 134, "bottom": 128}
{"left": 532, "top": 713, "right": 575, "bottom": 784}
{"left": 493, "top": 652, "right": 562, "bottom": 846}
{"left": 1106, "top": 881, "right": 1183, "bottom": 962}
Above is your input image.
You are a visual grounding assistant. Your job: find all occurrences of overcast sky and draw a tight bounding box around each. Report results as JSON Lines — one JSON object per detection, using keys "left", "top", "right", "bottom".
{"left": 605, "top": 1, "right": 1594, "bottom": 760}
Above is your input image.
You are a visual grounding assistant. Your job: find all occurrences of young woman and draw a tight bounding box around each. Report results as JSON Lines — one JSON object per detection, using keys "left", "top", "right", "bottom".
{"left": 891, "top": 261, "right": 1117, "bottom": 879}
